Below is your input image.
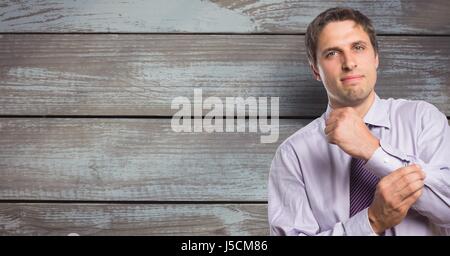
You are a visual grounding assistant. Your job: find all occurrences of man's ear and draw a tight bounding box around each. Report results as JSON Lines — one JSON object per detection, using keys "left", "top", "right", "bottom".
{"left": 310, "top": 63, "right": 321, "bottom": 81}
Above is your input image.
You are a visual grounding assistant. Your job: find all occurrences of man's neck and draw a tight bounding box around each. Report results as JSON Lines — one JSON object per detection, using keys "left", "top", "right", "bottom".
{"left": 330, "top": 92, "right": 376, "bottom": 118}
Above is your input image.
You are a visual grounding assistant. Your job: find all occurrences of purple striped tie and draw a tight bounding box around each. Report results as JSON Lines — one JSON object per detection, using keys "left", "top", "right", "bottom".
{"left": 349, "top": 157, "right": 380, "bottom": 217}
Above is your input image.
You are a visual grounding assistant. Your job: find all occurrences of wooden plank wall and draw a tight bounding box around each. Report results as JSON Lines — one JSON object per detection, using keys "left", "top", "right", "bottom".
{"left": 0, "top": 0, "right": 449, "bottom": 235}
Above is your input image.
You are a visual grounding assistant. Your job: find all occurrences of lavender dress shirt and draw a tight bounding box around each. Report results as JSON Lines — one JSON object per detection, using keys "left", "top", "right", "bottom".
{"left": 268, "top": 95, "right": 450, "bottom": 235}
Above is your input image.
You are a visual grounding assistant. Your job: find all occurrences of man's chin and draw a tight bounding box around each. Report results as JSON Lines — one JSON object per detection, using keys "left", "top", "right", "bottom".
{"left": 340, "top": 91, "right": 372, "bottom": 106}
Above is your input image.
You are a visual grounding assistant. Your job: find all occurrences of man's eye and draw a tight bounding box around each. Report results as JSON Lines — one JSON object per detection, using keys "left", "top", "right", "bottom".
{"left": 354, "top": 45, "right": 365, "bottom": 51}
{"left": 326, "top": 51, "right": 337, "bottom": 57}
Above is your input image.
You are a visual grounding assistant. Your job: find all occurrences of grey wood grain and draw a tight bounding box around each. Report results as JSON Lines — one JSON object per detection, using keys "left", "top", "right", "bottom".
{"left": 1, "top": 117, "right": 447, "bottom": 201}
{"left": 1, "top": 0, "right": 449, "bottom": 34}
{"left": 0, "top": 118, "right": 305, "bottom": 201}
{"left": 0, "top": 34, "right": 449, "bottom": 117}
{"left": 0, "top": 203, "right": 268, "bottom": 235}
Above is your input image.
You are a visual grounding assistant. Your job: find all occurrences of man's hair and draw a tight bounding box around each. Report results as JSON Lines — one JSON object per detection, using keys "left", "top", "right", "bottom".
{"left": 305, "top": 7, "right": 378, "bottom": 67}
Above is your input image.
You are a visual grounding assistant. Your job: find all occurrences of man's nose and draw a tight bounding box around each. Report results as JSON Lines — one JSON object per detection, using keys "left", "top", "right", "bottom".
{"left": 342, "top": 53, "right": 357, "bottom": 71}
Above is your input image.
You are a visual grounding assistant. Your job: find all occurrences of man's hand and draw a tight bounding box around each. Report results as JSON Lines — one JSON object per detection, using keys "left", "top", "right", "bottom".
{"left": 368, "top": 164, "right": 426, "bottom": 234}
{"left": 325, "top": 107, "right": 379, "bottom": 160}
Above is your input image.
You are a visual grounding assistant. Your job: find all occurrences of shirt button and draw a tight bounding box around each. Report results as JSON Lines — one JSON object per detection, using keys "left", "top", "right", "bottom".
{"left": 383, "top": 158, "right": 390, "bottom": 164}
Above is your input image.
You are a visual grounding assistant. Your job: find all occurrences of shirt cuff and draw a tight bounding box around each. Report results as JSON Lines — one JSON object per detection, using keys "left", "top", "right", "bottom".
{"left": 343, "top": 208, "right": 378, "bottom": 236}
{"left": 364, "top": 139, "right": 408, "bottom": 178}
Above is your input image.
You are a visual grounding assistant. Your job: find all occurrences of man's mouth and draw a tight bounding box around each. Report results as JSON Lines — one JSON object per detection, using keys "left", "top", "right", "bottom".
{"left": 340, "top": 75, "right": 364, "bottom": 83}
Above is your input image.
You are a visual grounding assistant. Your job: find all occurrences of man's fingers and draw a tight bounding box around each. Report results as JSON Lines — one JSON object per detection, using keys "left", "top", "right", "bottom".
{"left": 326, "top": 108, "right": 347, "bottom": 125}
{"left": 394, "top": 170, "right": 426, "bottom": 193}
{"left": 324, "top": 122, "right": 338, "bottom": 136}
{"left": 396, "top": 179, "right": 424, "bottom": 202}
{"left": 383, "top": 164, "right": 424, "bottom": 185}
{"left": 325, "top": 115, "right": 338, "bottom": 126}
{"left": 398, "top": 187, "right": 424, "bottom": 209}
{"left": 326, "top": 107, "right": 359, "bottom": 125}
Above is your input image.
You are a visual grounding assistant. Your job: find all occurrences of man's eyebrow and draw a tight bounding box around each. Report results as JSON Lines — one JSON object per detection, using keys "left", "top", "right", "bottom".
{"left": 351, "top": 40, "right": 368, "bottom": 46}
{"left": 321, "top": 40, "right": 368, "bottom": 55}
{"left": 321, "top": 46, "right": 342, "bottom": 56}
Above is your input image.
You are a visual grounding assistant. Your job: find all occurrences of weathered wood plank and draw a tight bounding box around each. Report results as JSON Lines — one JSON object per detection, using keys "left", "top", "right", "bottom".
{"left": 0, "top": 118, "right": 305, "bottom": 201}
{"left": 0, "top": 34, "right": 449, "bottom": 117}
{"left": 0, "top": 203, "right": 268, "bottom": 235}
{"left": 1, "top": 117, "right": 447, "bottom": 201}
{"left": 1, "top": 0, "right": 449, "bottom": 34}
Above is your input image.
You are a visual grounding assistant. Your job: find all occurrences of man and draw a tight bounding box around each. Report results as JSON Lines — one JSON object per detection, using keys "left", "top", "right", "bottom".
{"left": 268, "top": 7, "right": 450, "bottom": 235}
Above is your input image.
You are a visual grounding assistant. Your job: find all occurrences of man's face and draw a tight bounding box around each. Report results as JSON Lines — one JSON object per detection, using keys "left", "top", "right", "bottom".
{"left": 311, "top": 20, "right": 379, "bottom": 108}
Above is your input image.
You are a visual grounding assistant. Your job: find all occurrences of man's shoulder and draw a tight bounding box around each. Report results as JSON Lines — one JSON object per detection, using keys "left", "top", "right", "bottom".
{"left": 382, "top": 97, "right": 434, "bottom": 110}
{"left": 382, "top": 97, "right": 444, "bottom": 122}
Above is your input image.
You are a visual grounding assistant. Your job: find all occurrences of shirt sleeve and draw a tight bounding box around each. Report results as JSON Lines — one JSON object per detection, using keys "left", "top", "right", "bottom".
{"left": 364, "top": 102, "right": 450, "bottom": 228}
{"left": 268, "top": 144, "right": 378, "bottom": 236}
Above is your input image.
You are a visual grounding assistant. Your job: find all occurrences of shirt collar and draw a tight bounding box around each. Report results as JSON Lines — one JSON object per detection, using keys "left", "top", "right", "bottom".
{"left": 324, "top": 94, "right": 391, "bottom": 129}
